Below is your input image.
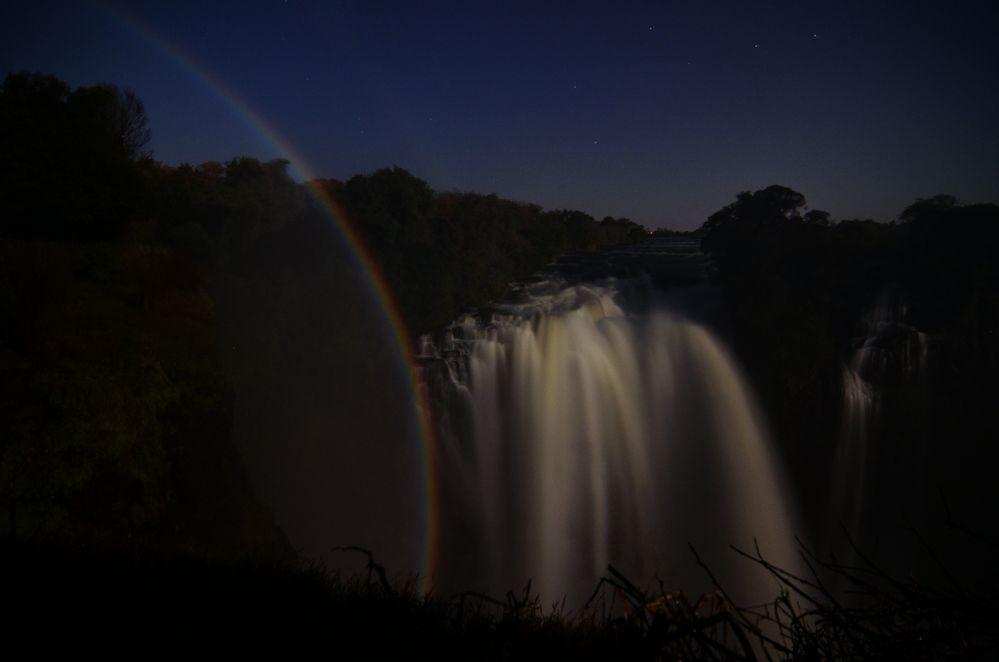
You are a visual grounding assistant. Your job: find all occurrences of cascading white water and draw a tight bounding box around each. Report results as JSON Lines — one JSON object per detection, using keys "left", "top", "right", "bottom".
{"left": 831, "top": 289, "right": 928, "bottom": 545}
{"left": 423, "top": 279, "right": 800, "bottom": 605}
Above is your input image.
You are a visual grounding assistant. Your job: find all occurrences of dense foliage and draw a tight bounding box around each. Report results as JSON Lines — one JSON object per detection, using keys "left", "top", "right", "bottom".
{"left": 699, "top": 185, "right": 999, "bottom": 527}
{"left": 0, "top": 74, "right": 292, "bottom": 556}
{"left": 0, "top": 72, "right": 646, "bottom": 551}
{"left": 319, "top": 171, "right": 648, "bottom": 332}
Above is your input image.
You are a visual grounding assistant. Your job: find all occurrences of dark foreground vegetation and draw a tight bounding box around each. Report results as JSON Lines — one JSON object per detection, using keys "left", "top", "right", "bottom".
{"left": 5, "top": 538, "right": 995, "bottom": 659}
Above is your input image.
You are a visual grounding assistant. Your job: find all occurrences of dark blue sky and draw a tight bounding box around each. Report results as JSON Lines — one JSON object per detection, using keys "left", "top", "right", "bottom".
{"left": 4, "top": 1, "right": 998, "bottom": 229}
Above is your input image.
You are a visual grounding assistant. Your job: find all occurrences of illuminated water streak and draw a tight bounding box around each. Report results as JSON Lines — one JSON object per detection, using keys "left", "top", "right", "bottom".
{"left": 831, "top": 290, "right": 928, "bottom": 549}
{"left": 424, "top": 280, "right": 801, "bottom": 605}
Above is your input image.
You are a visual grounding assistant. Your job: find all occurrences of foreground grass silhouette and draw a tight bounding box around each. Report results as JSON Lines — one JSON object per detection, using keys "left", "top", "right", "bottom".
{"left": 3, "top": 537, "right": 994, "bottom": 659}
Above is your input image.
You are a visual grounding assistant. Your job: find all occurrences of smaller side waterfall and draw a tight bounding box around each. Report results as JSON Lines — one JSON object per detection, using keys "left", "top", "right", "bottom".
{"left": 830, "top": 288, "right": 929, "bottom": 548}
{"left": 422, "top": 279, "right": 801, "bottom": 606}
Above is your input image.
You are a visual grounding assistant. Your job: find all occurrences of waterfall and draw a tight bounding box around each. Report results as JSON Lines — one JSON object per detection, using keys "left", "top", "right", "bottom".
{"left": 422, "top": 278, "right": 800, "bottom": 605}
{"left": 830, "top": 288, "right": 929, "bottom": 551}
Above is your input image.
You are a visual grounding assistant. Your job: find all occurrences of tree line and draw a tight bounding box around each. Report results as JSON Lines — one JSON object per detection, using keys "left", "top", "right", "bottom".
{"left": 0, "top": 71, "right": 646, "bottom": 552}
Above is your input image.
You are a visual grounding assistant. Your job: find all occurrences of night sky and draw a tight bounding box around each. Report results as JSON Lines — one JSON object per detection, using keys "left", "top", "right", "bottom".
{"left": 4, "top": 1, "right": 998, "bottom": 229}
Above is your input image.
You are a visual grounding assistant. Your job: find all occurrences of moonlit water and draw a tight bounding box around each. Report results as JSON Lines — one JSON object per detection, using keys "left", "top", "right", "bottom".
{"left": 422, "top": 264, "right": 801, "bottom": 605}
{"left": 830, "top": 288, "right": 928, "bottom": 549}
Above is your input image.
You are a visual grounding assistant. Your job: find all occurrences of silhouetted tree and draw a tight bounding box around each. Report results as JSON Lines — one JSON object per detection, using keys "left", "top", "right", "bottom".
{"left": 0, "top": 72, "right": 151, "bottom": 238}
{"left": 899, "top": 194, "right": 957, "bottom": 223}
{"left": 804, "top": 209, "right": 831, "bottom": 226}
{"left": 345, "top": 167, "right": 434, "bottom": 255}
{"left": 67, "top": 83, "right": 151, "bottom": 161}
{"left": 559, "top": 209, "right": 598, "bottom": 250}
{"left": 702, "top": 185, "right": 806, "bottom": 238}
